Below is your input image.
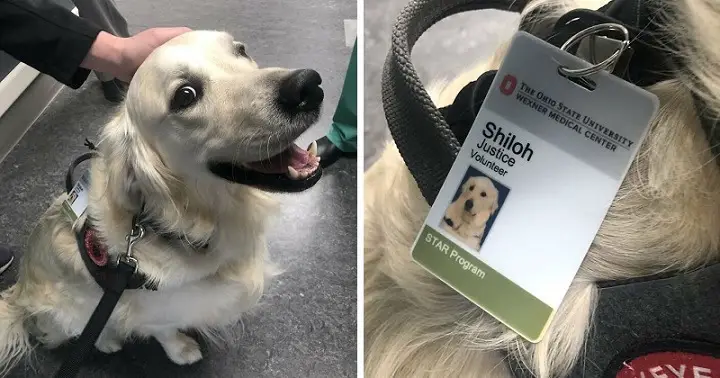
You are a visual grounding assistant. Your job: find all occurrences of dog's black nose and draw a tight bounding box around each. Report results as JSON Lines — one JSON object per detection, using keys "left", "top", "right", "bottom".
{"left": 278, "top": 69, "right": 324, "bottom": 112}
{"left": 464, "top": 199, "right": 473, "bottom": 211}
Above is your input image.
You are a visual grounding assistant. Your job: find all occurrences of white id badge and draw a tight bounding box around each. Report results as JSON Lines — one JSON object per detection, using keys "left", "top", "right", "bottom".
{"left": 410, "top": 32, "right": 659, "bottom": 342}
{"left": 62, "top": 170, "right": 91, "bottom": 221}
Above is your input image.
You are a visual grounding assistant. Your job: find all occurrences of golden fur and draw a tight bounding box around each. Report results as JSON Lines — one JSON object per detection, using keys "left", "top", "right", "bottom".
{"left": 364, "top": 0, "right": 720, "bottom": 377}
{"left": 0, "top": 30, "right": 321, "bottom": 375}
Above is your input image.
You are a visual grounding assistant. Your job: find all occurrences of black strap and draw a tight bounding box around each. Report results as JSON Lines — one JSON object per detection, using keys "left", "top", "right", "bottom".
{"left": 65, "top": 151, "right": 98, "bottom": 194}
{"left": 438, "top": 70, "right": 498, "bottom": 145}
{"left": 56, "top": 141, "right": 150, "bottom": 377}
{"left": 75, "top": 221, "right": 156, "bottom": 291}
{"left": 139, "top": 215, "right": 210, "bottom": 250}
{"left": 382, "top": 0, "right": 528, "bottom": 206}
{"left": 53, "top": 260, "right": 136, "bottom": 378}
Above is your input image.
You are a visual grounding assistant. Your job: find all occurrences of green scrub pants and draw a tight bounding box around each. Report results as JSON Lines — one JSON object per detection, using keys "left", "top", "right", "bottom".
{"left": 326, "top": 40, "right": 357, "bottom": 153}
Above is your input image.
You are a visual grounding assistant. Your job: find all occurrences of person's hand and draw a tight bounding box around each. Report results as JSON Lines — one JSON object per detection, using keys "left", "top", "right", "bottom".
{"left": 81, "top": 27, "right": 191, "bottom": 82}
{"left": 116, "top": 27, "right": 192, "bottom": 81}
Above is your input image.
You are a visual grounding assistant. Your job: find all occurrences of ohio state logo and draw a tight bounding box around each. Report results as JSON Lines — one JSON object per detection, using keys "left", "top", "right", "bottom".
{"left": 499, "top": 74, "right": 517, "bottom": 95}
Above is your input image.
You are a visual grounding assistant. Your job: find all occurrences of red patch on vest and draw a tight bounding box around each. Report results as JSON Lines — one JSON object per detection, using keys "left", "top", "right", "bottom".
{"left": 616, "top": 352, "right": 720, "bottom": 378}
{"left": 84, "top": 227, "right": 108, "bottom": 266}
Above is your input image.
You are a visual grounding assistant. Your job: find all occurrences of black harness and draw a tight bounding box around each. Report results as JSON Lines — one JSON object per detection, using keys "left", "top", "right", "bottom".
{"left": 382, "top": 0, "right": 720, "bottom": 376}
{"left": 54, "top": 144, "right": 212, "bottom": 377}
{"left": 75, "top": 220, "right": 156, "bottom": 291}
{"left": 72, "top": 212, "right": 209, "bottom": 293}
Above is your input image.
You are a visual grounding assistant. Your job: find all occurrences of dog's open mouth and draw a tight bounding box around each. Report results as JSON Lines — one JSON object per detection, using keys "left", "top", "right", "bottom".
{"left": 243, "top": 141, "right": 320, "bottom": 180}
{"left": 207, "top": 141, "right": 322, "bottom": 193}
{"left": 208, "top": 68, "right": 325, "bottom": 192}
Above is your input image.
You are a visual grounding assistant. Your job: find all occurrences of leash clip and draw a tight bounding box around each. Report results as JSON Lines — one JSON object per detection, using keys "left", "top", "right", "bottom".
{"left": 118, "top": 223, "right": 145, "bottom": 273}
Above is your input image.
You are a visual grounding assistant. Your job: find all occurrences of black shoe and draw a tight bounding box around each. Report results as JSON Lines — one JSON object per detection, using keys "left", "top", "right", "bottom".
{"left": 101, "top": 79, "right": 128, "bottom": 103}
{"left": 0, "top": 245, "right": 14, "bottom": 275}
{"left": 317, "top": 136, "right": 356, "bottom": 168}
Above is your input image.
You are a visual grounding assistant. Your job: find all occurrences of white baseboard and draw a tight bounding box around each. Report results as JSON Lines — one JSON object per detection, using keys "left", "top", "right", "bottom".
{"left": 0, "top": 75, "right": 65, "bottom": 163}
{"left": 344, "top": 19, "right": 357, "bottom": 47}
{"left": 0, "top": 63, "right": 42, "bottom": 120}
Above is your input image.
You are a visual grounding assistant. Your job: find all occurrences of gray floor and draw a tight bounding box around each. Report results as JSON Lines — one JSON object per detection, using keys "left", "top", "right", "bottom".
{"left": 364, "top": 3, "right": 519, "bottom": 168}
{"left": 0, "top": 0, "right": 356, "bottom": 377}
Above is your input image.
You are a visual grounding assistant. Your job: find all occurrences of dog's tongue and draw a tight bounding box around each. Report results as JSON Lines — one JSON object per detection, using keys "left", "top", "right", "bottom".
{"left": 245, "top": 144, "right": 311, "bottom": 174}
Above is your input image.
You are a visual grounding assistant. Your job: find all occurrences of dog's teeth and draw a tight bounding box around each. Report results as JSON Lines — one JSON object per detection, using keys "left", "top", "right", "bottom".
{"left": 287, "top": 166, "right": 300, "bottom": 179}
{"left": 307, "top": 141, "right": 317, "bottom": 157}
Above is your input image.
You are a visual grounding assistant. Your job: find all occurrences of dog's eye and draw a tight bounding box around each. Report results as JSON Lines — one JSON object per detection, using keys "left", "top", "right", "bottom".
{"left": 469, "top": 185, "right": 475, "bottom": 191}
{"left": 480, "top": 191, "right": 487, "bottom": 197}
{"left": 234, "top": 42, "right": 248, "bottom": 58}
{"left": 170, "top": 85, "right": 198, "bottom": 111}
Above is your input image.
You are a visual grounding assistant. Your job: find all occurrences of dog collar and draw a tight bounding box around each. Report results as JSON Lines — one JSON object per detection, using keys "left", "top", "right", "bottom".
{"left": 75, "top": 219, "right": 157, "bottom": 291}
{"left": 381, "top": 0, "right": 720, "bottom": 374}
{"left": 135, "top": 210, "right": 210, "bottom": 251}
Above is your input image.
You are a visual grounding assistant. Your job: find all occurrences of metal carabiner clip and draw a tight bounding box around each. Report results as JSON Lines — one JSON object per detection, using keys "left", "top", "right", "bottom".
{"left": 117, "top": 223, "right": 145, "bottom": 273}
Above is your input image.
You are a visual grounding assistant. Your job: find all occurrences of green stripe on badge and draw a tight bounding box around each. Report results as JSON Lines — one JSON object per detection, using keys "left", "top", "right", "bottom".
{"left": 62, "top": 200, "right": 78, "bottom": 221}
{"left": 412, "top": 225, "right": 554, "bottom": 342}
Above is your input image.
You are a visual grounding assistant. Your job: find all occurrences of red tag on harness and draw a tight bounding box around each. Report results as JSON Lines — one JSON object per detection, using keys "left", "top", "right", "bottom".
{"left": 615, "top": 352, "right": 720, "bottom": 378}
{"left": 84, "top": 227, "right": 109, "bottom": 267}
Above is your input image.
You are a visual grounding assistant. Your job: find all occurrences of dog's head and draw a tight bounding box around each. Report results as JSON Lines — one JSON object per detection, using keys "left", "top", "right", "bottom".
{"left": 456, "top": 176, "right": 498, "bottom": 225}
{"left": 122, "top": 30, "right": 323, "bottom": 189}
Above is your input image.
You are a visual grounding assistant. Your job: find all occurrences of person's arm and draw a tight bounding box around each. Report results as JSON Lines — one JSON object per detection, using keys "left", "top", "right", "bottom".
{"left": 0, "top": 0, "right": 102, "bottom": 89}
{"left": 0, "top": 0, "right": 191, "bottom": 88}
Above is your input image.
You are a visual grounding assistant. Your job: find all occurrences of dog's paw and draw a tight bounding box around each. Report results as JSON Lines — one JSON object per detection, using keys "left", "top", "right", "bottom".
{"left": 35, "top": 332, "right": 67, "bottom": 349}
{"left": 156, "top": 331, "right": 203, "bottom": 365}
{"left": 29, "top": 316, "right": 70, "bottom": 349}
{"left": 96, "top": 337, "right": 123, "bottom": 354}
{"left": 95, "top": 328, "right": 124, "bottom": 353}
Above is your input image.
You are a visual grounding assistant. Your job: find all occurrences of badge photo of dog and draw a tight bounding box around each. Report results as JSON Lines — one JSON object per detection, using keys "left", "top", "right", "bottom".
{"left": 0, "top": 30, "right": 326, "bottom": 374}
{"left": 365, "top": 0, "right": 720, "bottom": 377}
{"left": 440, "top": 170, "right": 503, "bottom": 251}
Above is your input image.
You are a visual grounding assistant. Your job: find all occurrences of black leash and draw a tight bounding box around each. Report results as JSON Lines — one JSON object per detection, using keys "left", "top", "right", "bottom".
{"left": 54, "top": 141, "right": 146, "bottom": 378}
{"left": 53, "top": 254, "right": 139, "bottom": 378}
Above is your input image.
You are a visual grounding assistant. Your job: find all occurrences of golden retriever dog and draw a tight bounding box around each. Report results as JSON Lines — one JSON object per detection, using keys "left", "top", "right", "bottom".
{"left": 441, "top": 176, "right": 498, "bottom": 250}
{"left": 0, "top": 30, "right": 324, "bottom": 374}
{"left": 365, "top": 0, "right": 720, "bottom": 377}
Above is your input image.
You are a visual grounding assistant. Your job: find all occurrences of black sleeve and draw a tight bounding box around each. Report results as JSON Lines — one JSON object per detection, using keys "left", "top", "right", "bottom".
{"left": 0, "top": 0, "right": 103, "bottom": 89}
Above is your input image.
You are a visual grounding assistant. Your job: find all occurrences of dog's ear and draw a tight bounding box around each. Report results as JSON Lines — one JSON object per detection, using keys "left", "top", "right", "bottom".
{"left": 484, "top": 179, "right": 499, "bottom": 214}
{"left": 100, "top": 112, "right": 178, "bottom": 213}
{"left": 106, "top": 159, "right": 142, "bottom": 212}
{"left": 233, "top": 41, "right": 252, "bottom": 61}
